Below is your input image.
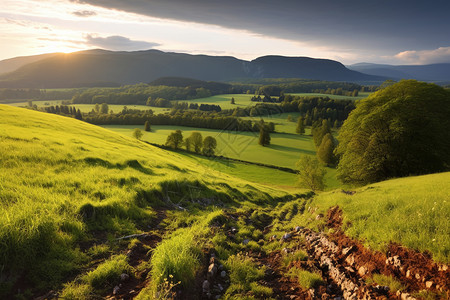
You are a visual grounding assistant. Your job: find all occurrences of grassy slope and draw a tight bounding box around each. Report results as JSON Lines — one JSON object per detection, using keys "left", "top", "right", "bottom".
{"left": 287, "top": 172, "right": 450, "bottom": 263}
{"left": 0, "top": 105, "right": 289, "bottom": 293}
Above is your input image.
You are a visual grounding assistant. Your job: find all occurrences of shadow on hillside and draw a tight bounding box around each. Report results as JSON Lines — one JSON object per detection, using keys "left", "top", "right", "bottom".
{"left": 82, "top": 157, "right": 154, "bottom": 175}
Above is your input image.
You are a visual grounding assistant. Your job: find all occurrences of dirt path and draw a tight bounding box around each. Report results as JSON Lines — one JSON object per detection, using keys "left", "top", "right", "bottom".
{"left": 106, "top": 208, "right": 167, "bottom": 300}
{"left": 244, "top": 206, "right": 449, "bottom": 300}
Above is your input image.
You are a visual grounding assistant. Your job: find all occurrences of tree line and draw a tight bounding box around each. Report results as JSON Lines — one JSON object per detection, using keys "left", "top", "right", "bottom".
{"left": 164, "top": 130, "right": 218, "bottom": 156}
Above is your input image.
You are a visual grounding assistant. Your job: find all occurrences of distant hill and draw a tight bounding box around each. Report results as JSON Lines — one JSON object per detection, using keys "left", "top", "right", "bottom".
{"left": 149, "top": 76, "right": 232, "bottom": 93}
{"left": 0, "top": 53, "right": 59, "bottom": 75}
{"left": 0, "top": 49, "right": 385, "bottom": 88}
{"left": 348, "top": 62, "right": 450, "bottom": 82}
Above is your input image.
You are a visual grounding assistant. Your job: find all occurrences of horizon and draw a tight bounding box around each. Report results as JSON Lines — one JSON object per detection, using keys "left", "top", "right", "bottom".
{"left": 1, "top": 0, "right": 449, "bottom": 65}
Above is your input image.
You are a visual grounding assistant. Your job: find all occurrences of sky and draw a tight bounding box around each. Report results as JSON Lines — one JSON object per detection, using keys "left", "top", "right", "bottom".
{"left": 1, "top": 0, "right": 449, "bottom": 65}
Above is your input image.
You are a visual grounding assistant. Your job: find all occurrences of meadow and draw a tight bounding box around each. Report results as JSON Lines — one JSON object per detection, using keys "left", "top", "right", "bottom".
{"left": 1, "top": 104, "right": 448, "bottom": 299}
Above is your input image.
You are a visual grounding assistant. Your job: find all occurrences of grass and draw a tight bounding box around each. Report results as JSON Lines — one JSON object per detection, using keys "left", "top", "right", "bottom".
{"left": 286, "top": 172, "right": 450, "bottom": 263}
{"left": 294, "top": 269, "right": 323, "bottom": 289}
{"left": 223, "top": 254, "right": 270, "bottom": 298}
{"left": 179, "top": 94, "right": 257, "bottom": 110}
{"left": 8, "top": 101, "right": 170, "bottom": 114}
{"left": 366, "top": 274, "right": 405, "bottom": 292}
{"left": 0, "top": 105, "right": 288, "bottom": 296}
{"left": 102, "top": 124, "right": 342, "bottom": 189}
{"left": 82, "top": 254, "right": 132, "bottom": 290}
{"left": 287, "top": 92, "right": 369, "bottom": 100}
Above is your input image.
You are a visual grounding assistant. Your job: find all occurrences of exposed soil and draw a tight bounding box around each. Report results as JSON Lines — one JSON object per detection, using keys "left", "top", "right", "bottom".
{"left": 104, "top": 208, "right": 167, "bottom": 300}
{"left": 223, "top": 206, "right": 449, "bottom": 300}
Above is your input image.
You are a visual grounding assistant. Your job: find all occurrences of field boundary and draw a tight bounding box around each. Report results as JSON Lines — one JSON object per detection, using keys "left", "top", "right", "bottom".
{"left": 143, "top": 141, "right": 297, "bottom": 174}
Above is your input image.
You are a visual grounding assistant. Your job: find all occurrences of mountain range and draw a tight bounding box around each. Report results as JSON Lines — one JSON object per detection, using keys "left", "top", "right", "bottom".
{"left": 348, "top": 63, "right": 450, "bottom": 83}
{"left": 0, "top": 49, "right": 448, "bottom": 88}
{"left": 0, "top": 49, "right": 384, "bottom": 88}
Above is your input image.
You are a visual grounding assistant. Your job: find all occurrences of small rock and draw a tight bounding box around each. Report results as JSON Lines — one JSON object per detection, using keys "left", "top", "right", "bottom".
{"left": 294, "top": 226, "right": 303, "bottom": 232}
{"left": 439, "top": 264, "right": 448, "bottom": 271}
{"left": 120, "top": 273, "right": 129, "bottom": 281}
{"left": 425, "top": 281, "right": 433, "bottom": 288}
{"left": 113, "top": 285, "right": 120, "bottom": 295}
{"left": 406, "top": 270, "right": 411, "bottom": 278}
{"left": 282, "top": 247, "right": 290, "bottom": 254}
{"left": 242, "top": 238, "right": 250, "bottom": 245}
{"left": 217, "top": 283, "right": 224, "bottom": 291}
{"left": 315, "top": 213, "right": 324, "bottom": 220}
{"left": 230, "top": 227, "right": 237, "bottom": 234}
{"left": 415, "top": 273, "right": 421, "bottom": 280}
{"left": 218, "top": 264, "right": 224, "bottom": 270}
{"left": 358, "top": 266, "right": 368, "bottom": 276}
{"left": 345, "top": 254, "right": 355, "bottom": 266}
{"left": 220, "top": 270, "right": 226, "bottom": 278}
{"left": 202, "top": 280, "right": 210, "bottom": 293}
{"left": 281, "top": 233, "right": 292, "bottom": 241}
{"left": 342, "top": 246, "right": 354, "bottom": 256}
{"left": 269, "top": 235, "right": 277, "bottom": 241}
{"left": 208, "top": 263, "right": 218, "bottom": 279}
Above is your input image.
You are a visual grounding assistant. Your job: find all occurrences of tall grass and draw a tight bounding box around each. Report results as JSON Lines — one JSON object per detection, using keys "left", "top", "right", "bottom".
{"left": 0, "top": 105, "right": 287, "bottom": 295}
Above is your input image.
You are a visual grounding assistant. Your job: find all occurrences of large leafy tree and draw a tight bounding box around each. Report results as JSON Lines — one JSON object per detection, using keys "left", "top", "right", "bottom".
{"left": 202, "top": 136, "right": 217, "bottom": 156}
{"left": 296, "top": 156, "right": 326, "bottom": 191}
{"left": 165, "top": 130, "right": 183, "bottom": 149}
{"left": 189, "top": 132, "right": 203, "bottom": 153}
{"left": 336, "top": 80, "right": 450, "bottom": 184}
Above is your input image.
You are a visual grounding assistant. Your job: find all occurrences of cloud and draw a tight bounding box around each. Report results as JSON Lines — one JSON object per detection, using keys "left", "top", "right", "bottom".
{"left": 84, "top": 34, "right": 160, "bottom": 51}
{"left": 69, "top": 0, "right": 450, "bottom": 53}
{"left": 72, "top": 10, "right": 97, "bottom": 17}
{"left": 394, "top": 47, "right": 450, "bottom": 64}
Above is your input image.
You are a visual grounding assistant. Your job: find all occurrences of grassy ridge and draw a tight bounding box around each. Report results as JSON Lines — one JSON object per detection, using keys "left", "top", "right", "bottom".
{"left": 284, "top": 172, "right": 450, "bottom": 263}
{"left": 0, "top": 105, "right": 288, "bottom": 294}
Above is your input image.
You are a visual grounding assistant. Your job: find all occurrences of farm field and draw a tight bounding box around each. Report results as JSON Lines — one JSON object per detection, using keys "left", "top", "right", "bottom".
{"left": 287, "top": 92, "right": 370, "bottom": 100}
{"left": 176, "top": 93, "right": 256, "bottom": 110}
{"left": 8, "top": 100, "right": 170, "bottom": 114}
{"left": 102, "top": 124, "right": 341, "bottom": 189}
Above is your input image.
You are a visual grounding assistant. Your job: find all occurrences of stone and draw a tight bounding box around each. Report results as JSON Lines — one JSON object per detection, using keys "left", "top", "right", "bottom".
{"left": 217, "top": 283, "right": 224, "bottom": 291}
{"left": 282, "top": 247, "right": 290, "bottom": 254}
{"left": 120, "top": 273, "right": 129, "bottom": 281}
{"left": 425, "top": 281, "right": 433, "bottom": 288}
{"left": 220, "top": 270, "right": 226, "bottom": 278}
{"left": 406, "top": 270, "right": 411, "bottom": 278}
{"left": 208, "top": 264, "right": 218, "bottom": 278}
{"left": 230, "top": 227, "right": 237, "bottom": 234}
{"left": 202, "top": 280, "right": 210, "bottom": 293}
{"left": 342, "top": 246, "right": 354, "bottom": 256}
{"left": 345, "top": 254, "right": 355, "bottom": 266}
{"left": 294, "top": 226, "right": 303, "bottom": 232}
{"left": 316, "top": 213, "right": 324, "bottom": 220}
{"left": 113, "top": 286, "right": 120, "bottom": 295}
{"left": 242, "top": 238, "right": 250, "bottom": 245}
{"left": 358, "top": 266, "right": 368, "bottom": 276}
{"left": 281, "top": 233, "right": 292, "bottom": 241}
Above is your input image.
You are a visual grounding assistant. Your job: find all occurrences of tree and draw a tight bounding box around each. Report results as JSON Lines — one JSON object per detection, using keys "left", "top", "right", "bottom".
{"left": 100, "top": 103, "right": 109, "bottom": 114}
{"left": 312, "top": 119, "right": 331, "bottom": 147}
{"left": 94, "top": 103, "right": 100, "bottom": 113}
{"left": 185, "top": 137, "right": 192, "bottom": 151}
{"left": 132, "top": 128, "right": 143, "bottom": 140}
{"left": 203, "top": 136, "right": 217, "bottom": 156}
{"left": 336, "top": 80, "right": 450, "bottom": 184}
{"left": 317, "top": 133, "right": 336, "bottom": 166}
{"left": 144, "top": 121, "right": 151, "bottom": 132}
{"left": 230, "top": 97, "right": 235, "bottom": 104}
{"left": 287, "top": 115, "right": 293, "bottom": 122}
{"left": 258, "top": 121, "right": 271, "bottom": 146}
{"left": 296, "top": 116, "right": 305, "bottom": 134}
{"left": 295, "top": 156, "right": 326, "bottom": 191}
{"left": 75, "top": 109, "right": 83, "bottom": 120}
{"left": 188, "top": 132, "right": 203, "bottom": 153}
{"left": 165, "top": 130, "right": 183, "bottom": 149}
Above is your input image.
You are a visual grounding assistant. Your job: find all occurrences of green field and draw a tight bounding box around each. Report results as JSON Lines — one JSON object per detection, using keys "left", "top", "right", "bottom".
{"left": 178, "top": 93, "right": 256, "bottom": 110}
{"left": 287, "top": 92, "right": 370, "bottom": 100}
{"left": 1, "top": 104, "right": 449, "bottom": 299}
{"left": 102, "top": 124, "right": 341, "bottom": 189}
{"left": 8, "top": 101, "right": 170, "bottom": 114}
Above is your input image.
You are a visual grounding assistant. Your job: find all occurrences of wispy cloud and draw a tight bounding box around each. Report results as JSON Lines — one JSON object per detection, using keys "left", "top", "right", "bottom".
{"left": 72, "top": 10, "right": 97, "bottom": 17}
{"left": 84, "top": 34, "right": 160, "bottom": 51}
{"left": 394, "top": 47, "right": 450, "bottom": 64}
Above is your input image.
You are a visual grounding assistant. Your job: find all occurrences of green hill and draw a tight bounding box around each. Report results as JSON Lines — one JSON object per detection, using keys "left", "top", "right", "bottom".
{"left": 1, "top": 105, "right": 448, "bottom": 299}
{"left": 0, "top": 105, "right": 289, "bottom": 296}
